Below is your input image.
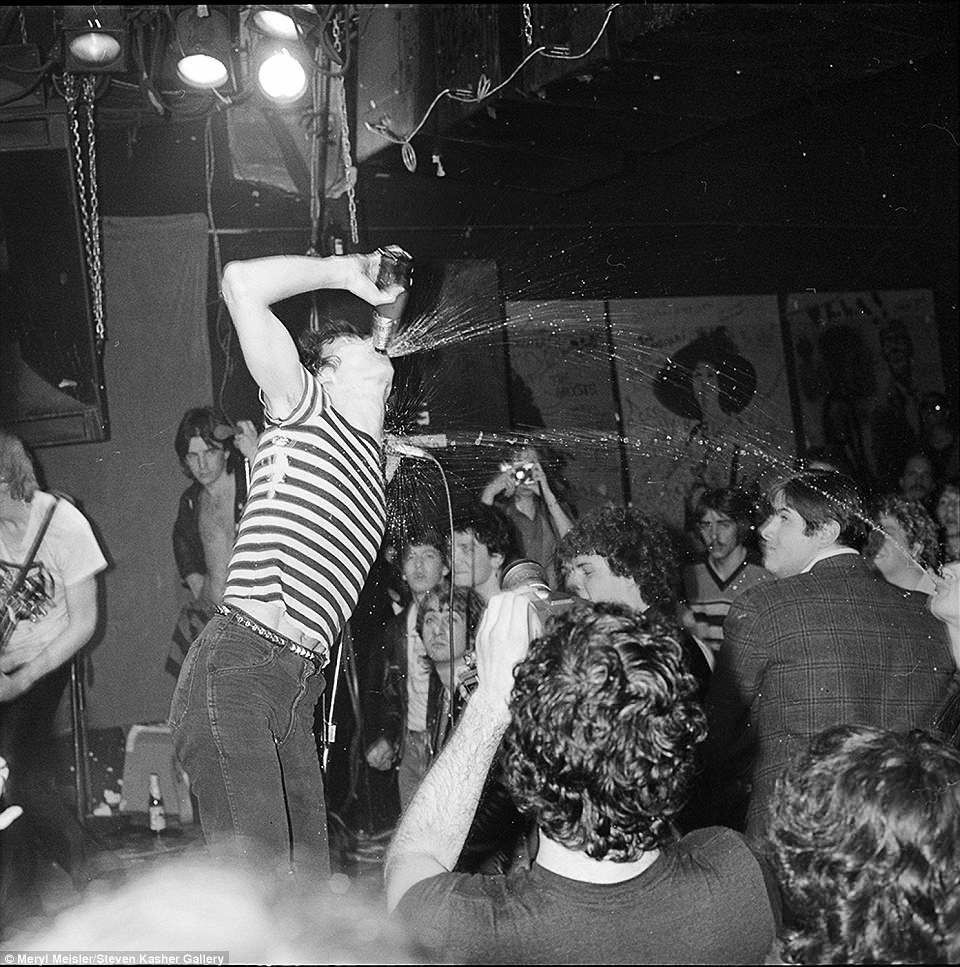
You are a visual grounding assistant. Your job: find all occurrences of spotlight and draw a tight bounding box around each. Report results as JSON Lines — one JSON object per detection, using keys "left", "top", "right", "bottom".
{"left": 256, "top": 45, "right": 309, "bottom": 104}
{"left": 250, "top": 6, "right": 317, "bottom": 41}
{"left": 175, "top": 6, "right": 232, "bottom": 90}
{"left": 62, "top": 6, "right": 128, "bottom": 73}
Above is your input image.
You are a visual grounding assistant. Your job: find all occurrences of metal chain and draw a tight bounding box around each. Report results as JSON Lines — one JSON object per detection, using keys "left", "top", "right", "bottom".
{"left": 331, "top": 10, "right": 341, "bottom": 57}
{"left": 18, "top": 7, "right": 27, "bottom": 44}
{"left": 64, "top": 74, "right": 106, "bottom": 349}
{"left": 522, "top": 3, "right": 534, "bottom": 46}
{"left": 332, "top": 10, "right": 358, "bottom": 245}
{"left": 83, "top": 77, "right": 105, "bottom": 344}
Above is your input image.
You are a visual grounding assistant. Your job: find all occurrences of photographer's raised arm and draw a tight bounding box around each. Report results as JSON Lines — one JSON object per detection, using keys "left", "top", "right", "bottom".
{"left": 220, "top": 253, "right": 401, "bottom": 416}
{"left": 384, "top": 591, "right": 532, "bottom": 911}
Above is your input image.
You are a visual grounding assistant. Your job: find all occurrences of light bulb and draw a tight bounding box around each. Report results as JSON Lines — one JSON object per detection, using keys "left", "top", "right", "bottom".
{"left": 257, "top": 48, "right": 308, "bottom": 103}
{"left": 177, "top": 52, "right": 229, "bottom": 89}
{"left": 68, "top": 32, "right": 122, "bottom": 64}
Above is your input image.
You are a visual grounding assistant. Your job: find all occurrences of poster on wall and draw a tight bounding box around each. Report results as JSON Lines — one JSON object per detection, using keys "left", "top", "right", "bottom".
{"left": 609, "top": 295, "right": 795, "bottom": 533}
{"left": 783, "top": 289, "right": 945, "bottom": 492}
{"left": 504, "top": 301, "right": 625, "bottom": 513}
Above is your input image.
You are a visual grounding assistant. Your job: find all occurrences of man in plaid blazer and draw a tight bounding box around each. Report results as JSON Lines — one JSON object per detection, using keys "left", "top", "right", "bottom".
{"left": 704, "top": 470, "right": 954, "bottom": 839}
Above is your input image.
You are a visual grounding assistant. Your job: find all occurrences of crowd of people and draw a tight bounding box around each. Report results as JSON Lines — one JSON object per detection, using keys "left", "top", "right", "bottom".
{"left": 1, "top": 247, "right": 958, "bottom": 963}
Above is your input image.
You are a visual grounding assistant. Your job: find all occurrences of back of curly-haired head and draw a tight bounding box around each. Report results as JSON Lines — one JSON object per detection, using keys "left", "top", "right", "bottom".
{"left": 767, "top": 724, "right": 960, "bottom": 965}
{"left": 557, "top": 507, "right": 680, "bottom": 617}
{"left": 502, "top": 602, "right": 707, "bottom": 861}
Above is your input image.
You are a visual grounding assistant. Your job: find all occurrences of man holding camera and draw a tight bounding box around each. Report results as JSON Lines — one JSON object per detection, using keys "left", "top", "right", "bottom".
{"left": 481, "top": 444, "right": 573, "bottom": 588}
{"left": 384, "top": 593, "right": 778, "bottom": 964}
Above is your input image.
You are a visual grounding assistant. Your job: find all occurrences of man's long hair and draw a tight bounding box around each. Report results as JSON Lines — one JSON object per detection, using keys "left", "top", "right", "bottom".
{"left": 767, "top": 725, "right": 960, "bottom": 965}
{"left": 503, "top": 603, "right": 706, "bottom": 860}
{"left": 173, "top": 407, "right": 244, "bottom": 479}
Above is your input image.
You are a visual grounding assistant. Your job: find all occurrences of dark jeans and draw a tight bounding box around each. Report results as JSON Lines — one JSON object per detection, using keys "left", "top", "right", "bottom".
{"left": 169, "top": 613, "right": 329, "bottom": 878}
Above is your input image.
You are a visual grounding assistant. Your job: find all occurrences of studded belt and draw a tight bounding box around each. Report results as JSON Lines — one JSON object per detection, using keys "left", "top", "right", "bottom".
{"left": 215, "top": 603, "right": 327, "bottom": 671}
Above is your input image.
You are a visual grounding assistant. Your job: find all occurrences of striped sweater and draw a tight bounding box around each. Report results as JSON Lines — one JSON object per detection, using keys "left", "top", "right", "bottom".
{"left": 224, "top": 366, "right": 386, "bottom": 647}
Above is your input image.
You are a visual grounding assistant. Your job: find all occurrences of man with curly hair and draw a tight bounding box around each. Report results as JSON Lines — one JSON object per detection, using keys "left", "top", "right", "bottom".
{"left": 385, "top": 593, "right": 778, "bottom": 964}
{"left": 864, "top": 492, "right": 940, "bottom": 592}
{"left": 766, "top": 725, "right": 960, "bottom": 964}
{"left": 557, "top": 505, "right": 711, "bottom": 694}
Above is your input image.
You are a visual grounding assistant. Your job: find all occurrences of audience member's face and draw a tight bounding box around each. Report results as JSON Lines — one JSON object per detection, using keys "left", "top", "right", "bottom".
{"left": 871, "top": 515, "right": 918, "bottom": 581}
{"left": 185, "top": 435, "right": 227, "bottom": 486}
{"left": 899, "top": 456, "right": 935, "bottom": 502}
{"left": 759, "top": 495, "right": 823, "bottom": 578}
{"left": 402, "top": 544, "right": 446, "bottom": 598}
{"left": 420, "top": 601, "right": 468, "bottom": 664}
{"left": 698, "top": 509, "right": 741, "bottom": 565}
{"left": 563, "top": 554, "right": 647, "bottom": 610}
{"left": 450, "top": 530, "right": 498, "bottom": 591}
{"left": 937, "top": 485, "right": 960, "bottom": 535}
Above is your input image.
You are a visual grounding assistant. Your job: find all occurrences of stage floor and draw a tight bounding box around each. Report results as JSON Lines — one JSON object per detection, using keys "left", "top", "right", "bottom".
{"left": 1, "top": 810, "right": 390, "bottom": 945}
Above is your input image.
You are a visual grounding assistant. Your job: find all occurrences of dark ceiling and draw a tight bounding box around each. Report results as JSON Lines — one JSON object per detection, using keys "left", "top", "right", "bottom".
{"left": 360, "top": 3, "right": 958, "bottom": 195}
{"left": 1, "top": 4, "right": 956, "bottom": 202}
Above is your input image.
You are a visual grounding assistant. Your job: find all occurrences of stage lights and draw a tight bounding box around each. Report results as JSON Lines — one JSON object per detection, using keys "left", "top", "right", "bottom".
{"left": 250, "top": 5, "right": 317, "bottom": 41}
{"left": 174, "top": 6, "right": 233, "bottom": 90}
{"left": 256, "top": 44, "right": 309, "bottom": 104}
{"left": 62, "top": 6, "right": 128, "bottom": 74}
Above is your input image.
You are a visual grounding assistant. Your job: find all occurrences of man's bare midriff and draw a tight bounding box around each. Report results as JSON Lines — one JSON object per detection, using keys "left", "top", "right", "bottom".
{"left": 222, "top": 596, "right": 324, "bottom": 653}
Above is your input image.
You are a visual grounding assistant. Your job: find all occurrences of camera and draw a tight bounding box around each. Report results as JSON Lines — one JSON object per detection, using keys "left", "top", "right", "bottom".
{"left": 500, "top": 558, "right": 582, "bottom": 636}
{"left": 502, "top": 461, "right": 535, "bottom": 485}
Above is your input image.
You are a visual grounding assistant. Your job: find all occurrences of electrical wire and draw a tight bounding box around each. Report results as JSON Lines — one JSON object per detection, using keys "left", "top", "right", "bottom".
{"left": 363, "top": 2, "right": 622, "bottom": 161}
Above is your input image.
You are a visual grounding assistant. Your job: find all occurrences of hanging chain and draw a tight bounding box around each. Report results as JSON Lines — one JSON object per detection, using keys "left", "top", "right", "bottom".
{"left": 65, "top": 74, "right": 106, "bottom": 349}
{"left": 18, "top": 7, "right": 27, "bottom": 44}
{"left": 522, "top": 3, "right": 534, "bottom": 46}
{"left": 330, "top": 10, "right": 341, "bottom": 55}
{"left": 83, "top": 77, "right": 105, "bottom": 345}
{"left": 306, "top": 47, "right": 323, "bottom": 258}
{"left": 332, "top": 8, "right": 358, "bottom": 246}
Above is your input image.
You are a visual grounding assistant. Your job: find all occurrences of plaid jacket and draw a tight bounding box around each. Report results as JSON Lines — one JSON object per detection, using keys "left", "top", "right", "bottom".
{"left": 705, "top": 554, "right": 953, "bottom": 838}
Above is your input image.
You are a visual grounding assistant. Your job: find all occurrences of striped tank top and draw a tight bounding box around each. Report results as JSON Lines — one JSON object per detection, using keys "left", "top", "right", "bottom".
{"left": 223, "top": 367, "right": 386, "bottom": 647}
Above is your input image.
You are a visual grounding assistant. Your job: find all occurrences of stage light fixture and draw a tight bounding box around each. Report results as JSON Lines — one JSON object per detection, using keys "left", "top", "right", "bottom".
{"left": 62, "top": 6, "right": 128, "bottom": 73}
{"left": 175, "top": 6, "right": 232, "bottom": 90}
{"left": 251, "top": 6, "right": 317, "bottom": 41}
{"left": 257, "top": 45, "right": 309, "bottom": 104}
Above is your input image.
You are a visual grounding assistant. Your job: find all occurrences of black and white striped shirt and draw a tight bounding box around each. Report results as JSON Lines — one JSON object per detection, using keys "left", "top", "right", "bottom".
{"left": 224, "top": 367, "right": 386, "bottom": 647}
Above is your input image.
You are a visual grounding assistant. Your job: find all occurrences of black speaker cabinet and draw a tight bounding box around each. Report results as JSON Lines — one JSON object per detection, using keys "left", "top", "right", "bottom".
{"left": 0, "top": 99, "right": 109, "bottom": 446}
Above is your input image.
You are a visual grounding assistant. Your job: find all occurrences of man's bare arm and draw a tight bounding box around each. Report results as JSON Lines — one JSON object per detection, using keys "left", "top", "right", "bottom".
{"left": 384, "top": 592, "right": 532, "bottom": 911}
{"left": 220, "top": 253, "right": 402, "bottom": 415}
